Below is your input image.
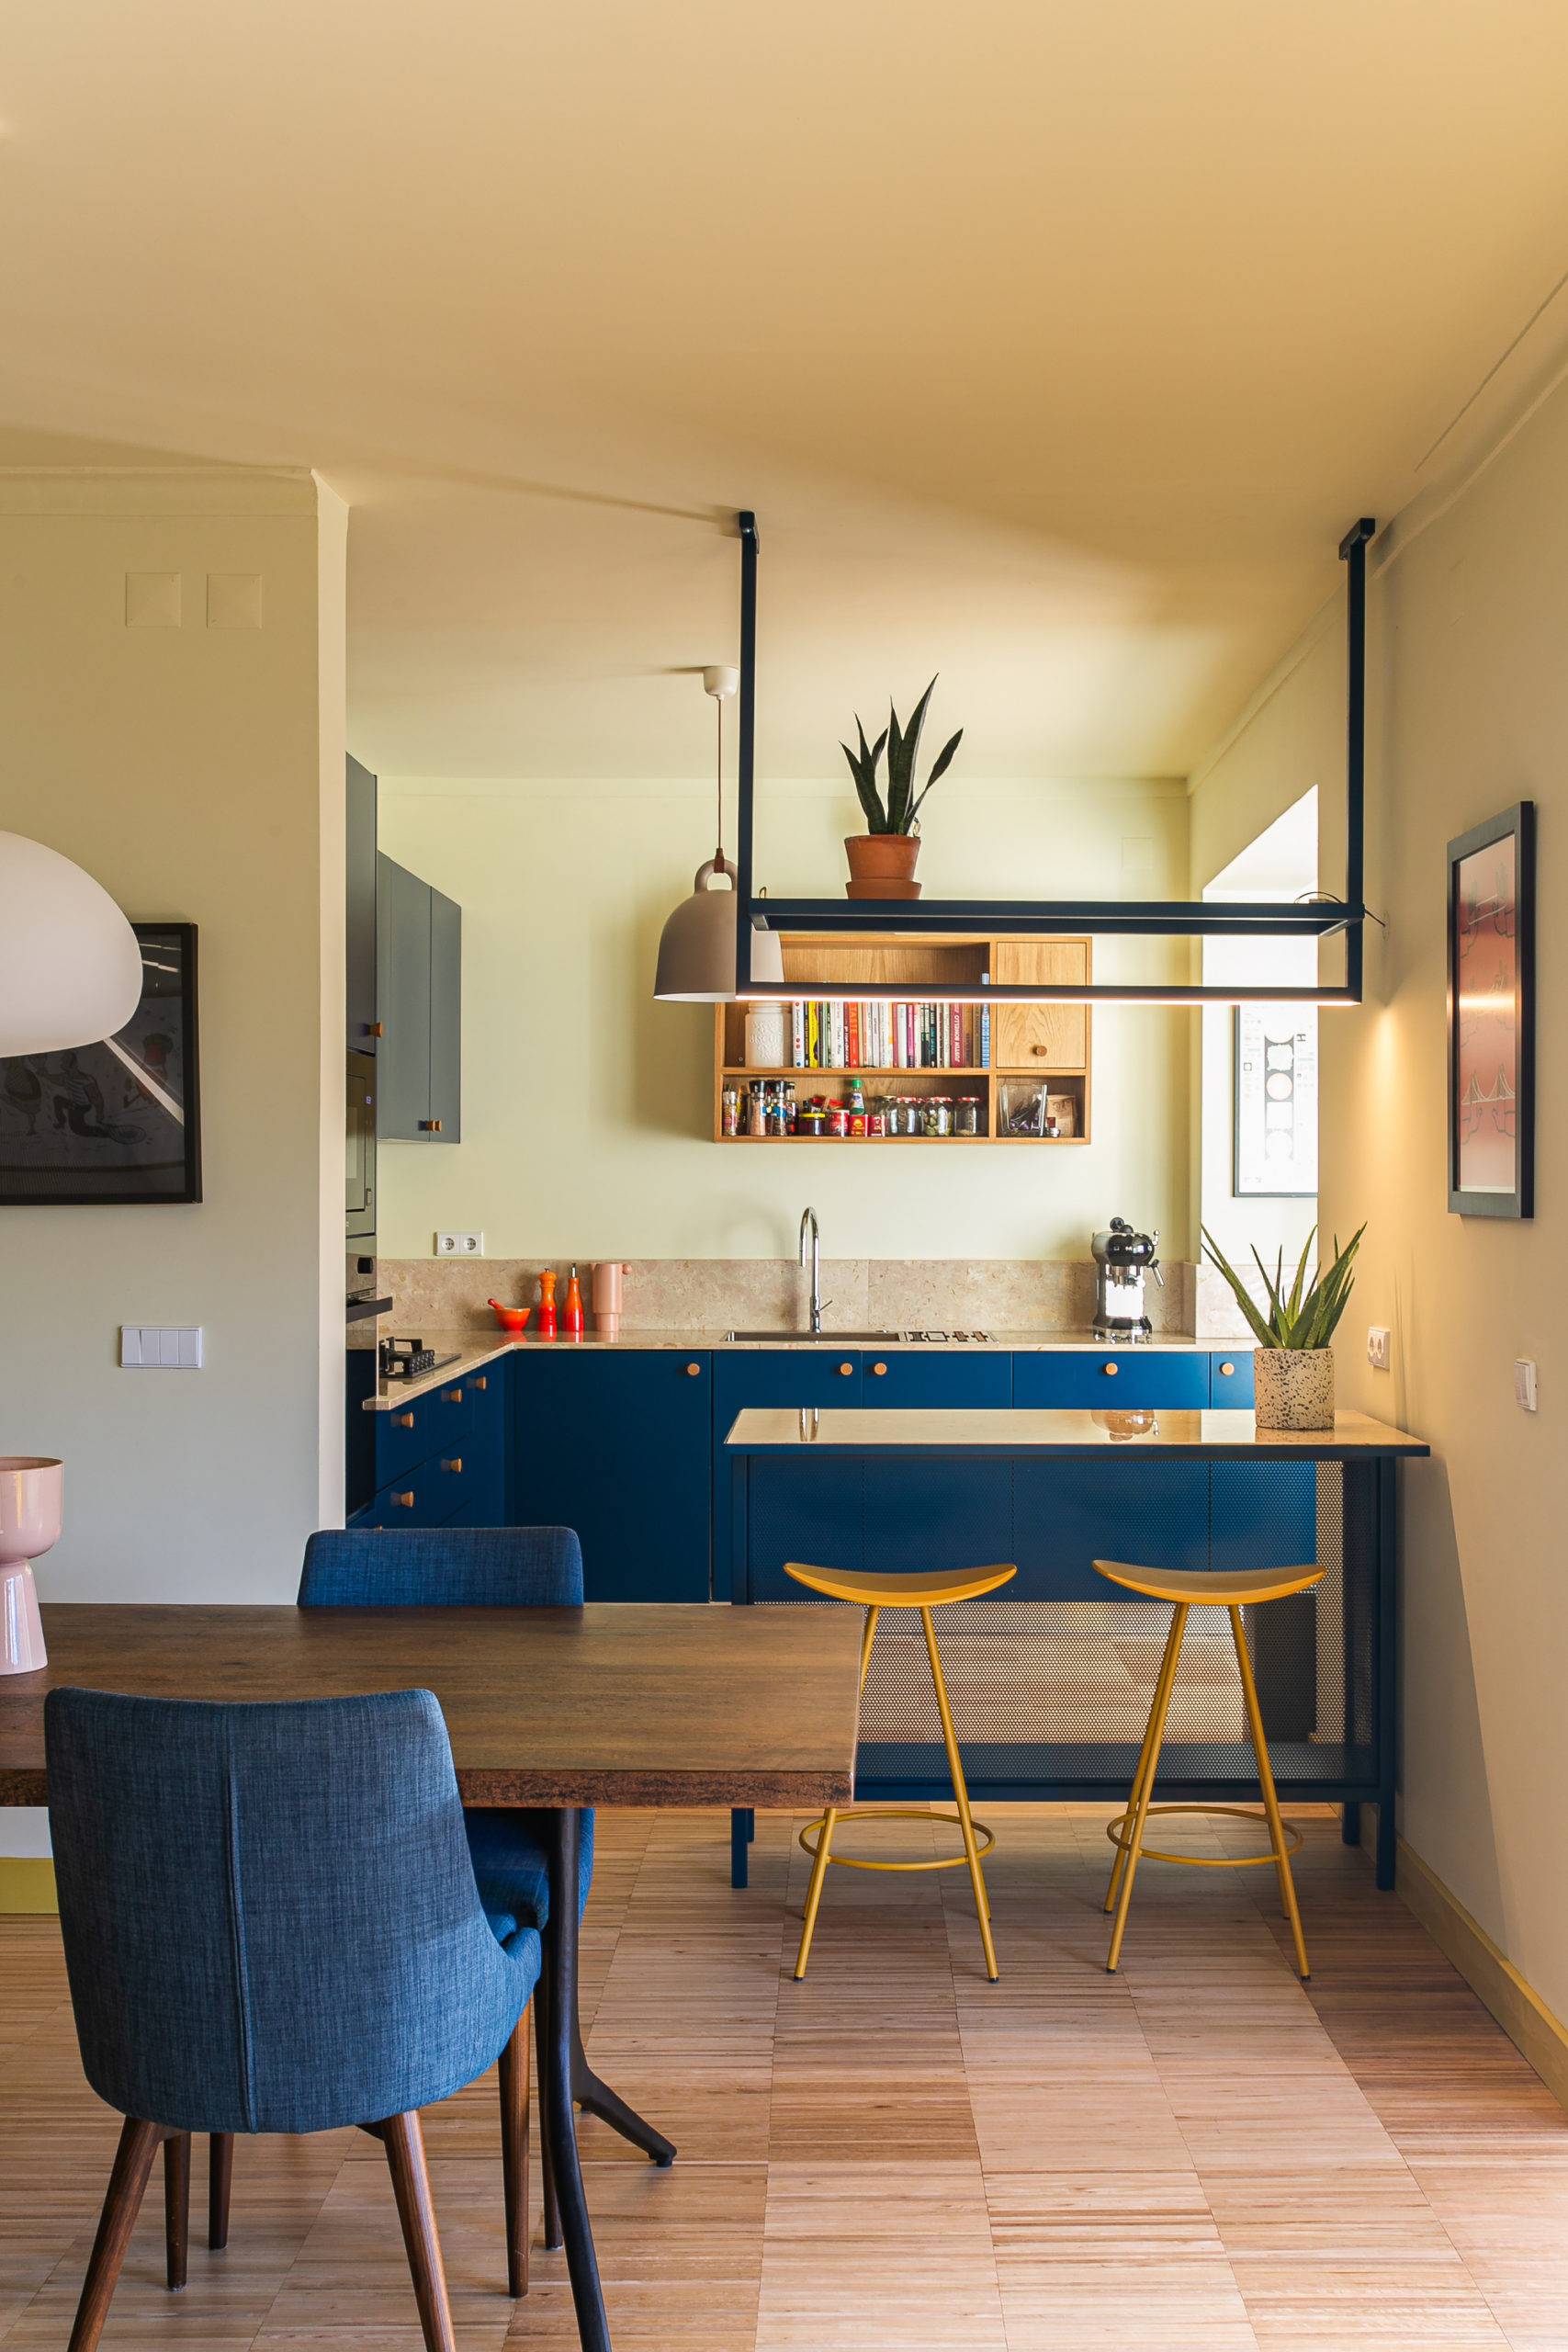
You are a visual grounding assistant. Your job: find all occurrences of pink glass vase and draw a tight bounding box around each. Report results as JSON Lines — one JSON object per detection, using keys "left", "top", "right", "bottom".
{"left": 0, "top": 1457, "right": 62, "bottom": 1675}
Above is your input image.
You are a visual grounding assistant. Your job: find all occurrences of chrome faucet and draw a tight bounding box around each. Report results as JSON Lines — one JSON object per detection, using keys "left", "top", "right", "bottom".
{"left": 799, "top": 1205, "right": 823, "bottom": 1335}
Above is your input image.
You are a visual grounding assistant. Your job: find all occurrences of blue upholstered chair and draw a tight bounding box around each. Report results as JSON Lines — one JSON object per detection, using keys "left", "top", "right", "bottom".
{"left": 46, "top": 1686, "right": 539, "bottom": 2352}
{"left": 297, "top": 1527, "right": 673, "bottom": 2271}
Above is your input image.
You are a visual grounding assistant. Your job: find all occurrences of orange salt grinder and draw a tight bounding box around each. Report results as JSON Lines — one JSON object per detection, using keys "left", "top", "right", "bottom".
{"left": 562, "top": 1264, "right": 585, "bottom": 1338}
{"left": 536, "top": 1268, "right": 558, "bottom": 1339}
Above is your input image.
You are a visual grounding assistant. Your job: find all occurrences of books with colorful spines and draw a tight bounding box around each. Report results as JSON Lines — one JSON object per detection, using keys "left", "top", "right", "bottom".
{"left": 951, "top": 1002, "right": 964, "bottom": 1066}
{"left": 791, "top": 1001, "right": 805, "bottom": 1069}
{"left": 847, "top": 1002, "right": 861, "bottom": 1068}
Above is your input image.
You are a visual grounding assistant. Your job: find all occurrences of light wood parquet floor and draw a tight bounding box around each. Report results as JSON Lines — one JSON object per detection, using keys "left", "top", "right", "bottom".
{"left": 3, "top": 1805, "right": 1566, "bottom": 2352}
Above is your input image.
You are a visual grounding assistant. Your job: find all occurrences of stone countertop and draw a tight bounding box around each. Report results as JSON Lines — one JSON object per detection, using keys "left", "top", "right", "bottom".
{"left": 723, "top": 1407, "right": 1428, "bottom": 1457}
{"left": 363, "top": 1327, "right": 1253, "bottom": 1408}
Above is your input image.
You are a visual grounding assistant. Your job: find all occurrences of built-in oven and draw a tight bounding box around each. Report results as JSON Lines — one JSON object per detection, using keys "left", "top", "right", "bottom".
{"left": 347, "top": 1046, "right": 377, "bottom": 1248}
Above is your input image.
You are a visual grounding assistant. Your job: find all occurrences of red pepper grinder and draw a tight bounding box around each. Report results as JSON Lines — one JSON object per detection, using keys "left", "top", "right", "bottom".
{"left": 562, "top": 1264, "right": 586, "bottom": 1339}
{"left": 536, "top": 1268, "right": 558, "bottom": 1340}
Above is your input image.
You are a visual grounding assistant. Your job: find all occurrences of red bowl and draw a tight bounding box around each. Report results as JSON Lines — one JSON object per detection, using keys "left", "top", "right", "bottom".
{"left": 489, "top": 1302, "right": 533, "bottom": 1332}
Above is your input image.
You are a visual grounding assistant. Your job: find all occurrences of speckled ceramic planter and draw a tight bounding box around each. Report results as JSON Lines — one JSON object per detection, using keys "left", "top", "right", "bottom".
{"left": 1253, "top": 1347, "right": 1335, "bottom": 1431}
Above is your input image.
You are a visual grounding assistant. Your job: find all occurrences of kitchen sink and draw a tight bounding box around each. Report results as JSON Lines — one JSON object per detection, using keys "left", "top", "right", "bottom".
{"left": 725, "top": 1329, "right": 903, "bottom": 1343}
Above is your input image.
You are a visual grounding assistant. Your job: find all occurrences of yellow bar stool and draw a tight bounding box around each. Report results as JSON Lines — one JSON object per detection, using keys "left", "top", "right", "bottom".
{"left": 784, "top": 1560, "right": 1017, "bottom": 1983}
{"left": 1093, "top": 1557, "right": 1325, "bottom": 1980}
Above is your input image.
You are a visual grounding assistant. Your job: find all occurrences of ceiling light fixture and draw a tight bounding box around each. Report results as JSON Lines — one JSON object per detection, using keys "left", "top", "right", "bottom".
{"left": 721, "top": 512, "right": 1377, "bottom": 1010}
{"left": 653, "top": 656, "right": 784, "bottom": 1001}
{"left": 0, "top": 831, "right": 142, "bottom": 1055}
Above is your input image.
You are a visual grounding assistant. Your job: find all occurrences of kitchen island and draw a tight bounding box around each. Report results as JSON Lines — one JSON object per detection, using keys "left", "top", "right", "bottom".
{"left": 724, "top": 1406, "right": 1428, "bottom": 1889}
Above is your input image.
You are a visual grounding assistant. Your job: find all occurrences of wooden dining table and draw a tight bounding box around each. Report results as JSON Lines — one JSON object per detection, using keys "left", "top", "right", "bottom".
{"left": 0, "top": 1600, "right": 864, "bottom": 2352}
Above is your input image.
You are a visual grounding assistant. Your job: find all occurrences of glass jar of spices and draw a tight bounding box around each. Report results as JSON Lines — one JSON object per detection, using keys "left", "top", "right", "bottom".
{"left": 924, "top": 1095, "right": 954, "bottom": 1137}
{"left": 955, "top": 1094, "right": 982, "bottom": 1136}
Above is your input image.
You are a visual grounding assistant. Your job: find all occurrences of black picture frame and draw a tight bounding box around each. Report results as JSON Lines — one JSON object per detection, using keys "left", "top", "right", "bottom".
{"left": 0, "top": 922, "right": 202, "bottom": 1206}
{"left": 1448, "top": 803, "right": 1534, "bottom": 1219}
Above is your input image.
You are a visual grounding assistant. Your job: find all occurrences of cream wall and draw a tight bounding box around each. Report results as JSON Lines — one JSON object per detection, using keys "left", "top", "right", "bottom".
{"left": 376, "top": 774, "right": 1193, "bottom": 1262}
{"left": 1, "top": 469, "right": 345, "bottom": 1623}
{"left": 1190, "top": 395, "right": 1568, "bottom": 2018}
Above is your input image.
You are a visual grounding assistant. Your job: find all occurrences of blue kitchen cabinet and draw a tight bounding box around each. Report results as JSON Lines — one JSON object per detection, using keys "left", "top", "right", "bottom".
{"left": 864, "top": 1351, "right": 1012, "bottom": 1407}
{"left": 713, "top": 1351, "right": 862, "bottom": 1600}
{"left": 1013, "top": 1350, "right": 1210, "bottom": 1408}
{"left": 512, "top": 1349, "right": 712, "bottom": 1600}
{"left": 1209, "top": 1351, "right": 1253, "bottom": 1404}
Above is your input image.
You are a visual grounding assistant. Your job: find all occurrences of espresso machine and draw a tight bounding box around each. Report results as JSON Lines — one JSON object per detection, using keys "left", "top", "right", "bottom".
{"left": 1091, "top": 1216, "right": 1163, "bottom": 1340}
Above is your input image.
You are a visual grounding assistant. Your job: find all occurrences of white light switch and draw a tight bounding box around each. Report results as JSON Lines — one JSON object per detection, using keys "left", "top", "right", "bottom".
{"left": 1366, "top": 1326, "right": 1391, "bottom": 1371}
{"left": 435, "top": 1232, "right": 484, "bottom": 1256}
{"left": 121, "top": 1326, "right": 203, "bottom": 1369}
{"left": 1514, "top": 1359, "right": 1538, "bottom": 1412}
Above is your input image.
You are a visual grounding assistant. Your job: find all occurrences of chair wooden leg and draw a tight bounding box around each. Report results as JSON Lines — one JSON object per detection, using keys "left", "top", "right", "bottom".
{"left": 1230, "top": 1605, "right": 1312, "bottom": 1980}
{"left": 1107, "top": 1603, "right": 1189, "bottom": 1972}
{"left": 67, "top": 2117, "right": 165, "bottom": 2352}
{"left": 163, "top": 2131, "right": 190, "bottom": 2290}
{"left": 535, "top": 1977, "right": 563, "bottom": 2250}
{"left": 379, "top": 2112, "right": 457, "bottom": 2352}
{"left": 208, "top": 2132, "right": 233, "bottom": 2251}
{"left": 498, "top": 2009, "right": 530, "bottom": 2298}
{"left": 1105, "top": 1605, "right": 1186, "bottom": 1914}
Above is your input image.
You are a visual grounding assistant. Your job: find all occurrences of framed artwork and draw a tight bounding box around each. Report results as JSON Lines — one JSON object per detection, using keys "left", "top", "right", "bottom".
{"left": 1234, "top": 1005, "right": 1318, "bottom": 1196}
{"left": 0, "top": 922, "right": 202, "bottom": 1205}
{"left": 1448, "top": 802, "right": 1534, "bottom": 1219}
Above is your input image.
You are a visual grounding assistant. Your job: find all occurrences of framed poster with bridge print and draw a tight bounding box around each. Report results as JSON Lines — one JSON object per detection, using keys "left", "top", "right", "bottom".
{"left": 0, "top": 922, "right": 201, "bottom": 1206}
{"left": 1448, "top": 803, "right": 1534, "bottom": 1219}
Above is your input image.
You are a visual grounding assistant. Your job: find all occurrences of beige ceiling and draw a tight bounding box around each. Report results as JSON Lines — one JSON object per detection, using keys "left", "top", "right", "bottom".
{"left": 4, "top": 1, "right": 1568, "bottom": 782}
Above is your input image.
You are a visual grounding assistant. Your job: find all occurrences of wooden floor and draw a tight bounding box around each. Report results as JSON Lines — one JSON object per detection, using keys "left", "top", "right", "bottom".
{"left": 4, "top": 1805, "right": 1566, "bottom": 2351}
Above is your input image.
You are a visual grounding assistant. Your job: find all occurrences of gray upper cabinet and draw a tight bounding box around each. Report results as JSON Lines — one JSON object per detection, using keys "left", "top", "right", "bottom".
{"left": 345, "top": 755, "right": 378, "bottom": 1050}
{"left": 376, "top": 853, "right": 462, "bottom": 1142}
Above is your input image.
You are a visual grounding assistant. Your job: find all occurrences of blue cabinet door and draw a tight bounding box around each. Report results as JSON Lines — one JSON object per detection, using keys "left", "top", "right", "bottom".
{"left": 1209, "top": 1351, "right": 1253, "bottom": 1405}
{"left": 865, "top": 1351, "right": 1012, "bottom": 1407}
{"left": 713, "top": 1351, "right": 863, "bottom": 1599}
{"left": 513, "top": 1350, "right": 712, "bottom": 1600}
{"left": 1013, "top": 1351, "right": 1210, "bottom": 1408}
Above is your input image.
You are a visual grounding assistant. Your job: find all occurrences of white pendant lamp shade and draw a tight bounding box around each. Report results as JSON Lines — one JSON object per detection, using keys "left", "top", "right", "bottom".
{"left": 0, "top": 832, "right": 142, "bottom": 1056}
{"left": 654, "top": 860, "right": 784, "bottom": 1001}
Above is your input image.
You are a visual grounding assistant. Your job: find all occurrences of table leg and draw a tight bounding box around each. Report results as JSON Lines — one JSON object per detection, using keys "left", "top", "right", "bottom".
{"left": 730, "top": 1808, "right": 750, "bottom": 1888}
{"left": 1375, "top": 1460, "right": 1398, "bottom": 1892}
{"left": 1341, "top": 1802, "right": 1361, "bottom": 1847}
{"left": 541, "top": 1807, "right": 609, "bottom": 2352}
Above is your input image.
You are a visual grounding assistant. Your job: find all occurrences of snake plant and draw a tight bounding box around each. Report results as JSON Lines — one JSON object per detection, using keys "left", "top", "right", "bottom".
{"left": 840, "top": 676, "right": 963, "bottom": 833}
{"left": 1201, "top": 1223, "right": 1364, "bottom": 1351}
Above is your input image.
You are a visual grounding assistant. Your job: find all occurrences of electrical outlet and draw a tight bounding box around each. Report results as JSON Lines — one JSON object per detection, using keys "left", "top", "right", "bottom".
{"left": 434, "top": 1232, "right": 485, "bottom": 1257}
{"left": 1514, "top": 1359, "right": 1539, "bottom": 1412}
{"left": 1366, "top": 1326, "right": 1391, "bottom": 1371}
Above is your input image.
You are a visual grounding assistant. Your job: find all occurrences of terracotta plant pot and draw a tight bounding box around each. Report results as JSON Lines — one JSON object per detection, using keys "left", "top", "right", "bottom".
{"left": 1252, "top": 1348, "right": 1335, "bottom": 1432}
{"left": 844, "top": 833, "right": 921, "bottom": 900}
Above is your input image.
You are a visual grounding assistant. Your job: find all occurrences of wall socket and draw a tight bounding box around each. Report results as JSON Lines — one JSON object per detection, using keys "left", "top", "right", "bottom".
{"left": 1366, "top": 1325, "right": 1391, "bottom": 1370}
{"left": 435, "top": 1231, "right": 484, "bottom": 1257}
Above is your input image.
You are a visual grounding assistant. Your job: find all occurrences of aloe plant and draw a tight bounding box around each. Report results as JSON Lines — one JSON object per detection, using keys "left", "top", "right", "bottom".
{"left": 1201, "top": 1223, "right": 1365, "bottom": 1351}
{"left": 840, "top": 676, "right": 963, "bottom": 833}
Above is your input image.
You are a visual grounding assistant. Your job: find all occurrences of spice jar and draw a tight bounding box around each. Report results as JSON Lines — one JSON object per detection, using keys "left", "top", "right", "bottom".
{"left": 828, "top": 1102, "right": 850, "bottom": 1137}
{"left": 798, "top": 1097, "right": 827, "bottom": 1137}
{"left": 887, "top": 1096, "right": 919, "bottom": 1136}
{"left": 866, "top": 1098, "right": 887, "bottom": 1137}
{"left": 747, "top": 1084, "right": 766, "bottom": 1137}
{"left": 924, "top": 1095, "right": 954, "bottom": 1137}
{"left": 955, "top": 1094, "right": 982, "bottom": 1136}
{"left": 722, "top": 1084, "right": 740, "bottom": 1136}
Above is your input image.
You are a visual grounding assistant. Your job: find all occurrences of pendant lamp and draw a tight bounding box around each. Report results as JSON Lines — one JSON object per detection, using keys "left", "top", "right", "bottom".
{"left": 654, "top": 665, "right": 784, "bottom": 1001}
{"left": 0, "top": 832, "right": 142, "bottom": 1055}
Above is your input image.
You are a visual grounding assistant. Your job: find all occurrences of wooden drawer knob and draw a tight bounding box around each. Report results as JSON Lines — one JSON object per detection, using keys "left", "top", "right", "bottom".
{"left": 871, "top": 1362, "right": 887, "bottom": 1376}
{"left": 472, "top": 1375, "right": 487, "bottom": 1391}
{"left": 686, "top": 1362, "right": 702, "bottom": 1376}
{"left": 391, "top": 1491, "right": 415, "bottom": 1509}
{"left": 441, "top": 1458, "right": 463, "bottom": 1475}
{"left": 367, "top": 1021, "right": 385, "bottom": 1037}
{"left": 443, "top": 1386, "right": 463, "bottom": 1404}
{"left": 393, "top": 1411, "right": 415, "bottom": 1429}
{"left": 418, "top": 1118, "right": 444, "bottom": 1133}
{"left": 1102, "top": 1361, "right": 1119, "bottom": 1376}
{"left": 1032, "top": 1044, "right": 1048, "bottom": 1057}
{"left": 838, "top": 1362, "right": 853, "bottom": 1376}
{"left": 1218, "top": 1361, "right": 1235, "bottom": 1378}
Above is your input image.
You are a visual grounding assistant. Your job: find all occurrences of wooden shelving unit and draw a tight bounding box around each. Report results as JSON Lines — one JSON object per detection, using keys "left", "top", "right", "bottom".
{"left": 712, "top": 932, "right": 1092, "bottom": 1145}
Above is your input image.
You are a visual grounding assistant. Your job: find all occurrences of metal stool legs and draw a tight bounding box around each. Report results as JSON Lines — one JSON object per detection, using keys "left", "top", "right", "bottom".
{"left": 795, "top": 1600, "right": 999, "bottom": 1984}
{"left": 1104, "top": 1600, "right": 1311, "bottom": 1980}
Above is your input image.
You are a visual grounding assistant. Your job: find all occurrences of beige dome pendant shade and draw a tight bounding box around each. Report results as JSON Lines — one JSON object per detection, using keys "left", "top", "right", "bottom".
{"left": 0, "top": 831, "right": 143, "bottom": 1055}
{"left": 654, "top": 664, "right": 784, "bottom": 1001}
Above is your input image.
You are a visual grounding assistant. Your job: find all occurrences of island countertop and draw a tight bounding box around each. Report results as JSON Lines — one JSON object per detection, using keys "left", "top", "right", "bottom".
{"left": 722, "top": 1406, "right": 1428, "bottom": 1457}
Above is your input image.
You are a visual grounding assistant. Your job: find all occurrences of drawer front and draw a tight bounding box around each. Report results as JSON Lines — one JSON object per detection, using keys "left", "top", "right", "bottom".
{"left": 373, "top": 1389, "right": 446, "bottom": 1484}
{"left": 1012, "top": 1351, "right": 1210, "bottom": 1409}
{"left": 360, "top": 1469, "right": 456, "bottom": 1530}
{"left": 1209, "top": 1351, "right": 1254, "bottom": 1405}
{"left": 715, "top": 1350, "right": 864, "bottom": 1419}
{"left": 864, "top": 1351, "right": 1012, "bottom": 1408}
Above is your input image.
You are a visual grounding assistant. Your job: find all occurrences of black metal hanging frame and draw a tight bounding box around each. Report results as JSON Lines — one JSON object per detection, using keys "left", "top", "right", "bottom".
{"left": 732, "top": 511, "right": 1375, "bottom": 1006}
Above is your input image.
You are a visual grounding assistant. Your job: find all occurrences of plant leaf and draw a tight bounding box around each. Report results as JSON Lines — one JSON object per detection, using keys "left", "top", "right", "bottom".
{"left": 907, "top": 727, "right": 964, "bottom": 829}
{"left": 1201, "top": 1225, "right": 1276, "bottom": 1348}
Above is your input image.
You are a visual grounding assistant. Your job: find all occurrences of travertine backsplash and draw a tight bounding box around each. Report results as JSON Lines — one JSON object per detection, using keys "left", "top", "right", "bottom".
{"left": 378, "top": 1256, "right": 1197, "bottom": 1335}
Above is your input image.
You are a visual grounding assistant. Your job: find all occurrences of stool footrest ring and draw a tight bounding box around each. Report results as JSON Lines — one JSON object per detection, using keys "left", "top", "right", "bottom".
{"left": 800, "top": 1805, "right": 997, "bottom": 1873}
{"left": 1104, "top": 1802, "right": 1303, "bottom": 1871}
